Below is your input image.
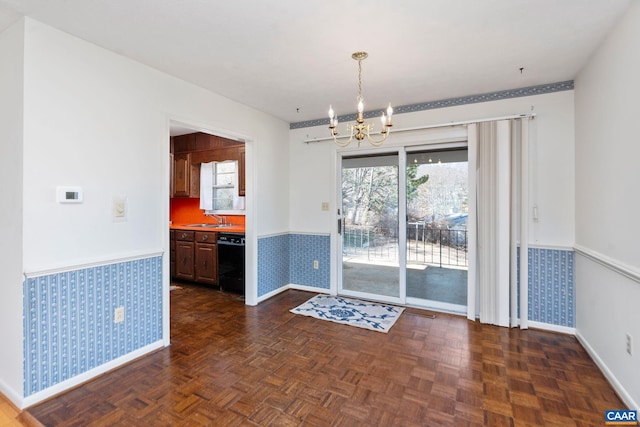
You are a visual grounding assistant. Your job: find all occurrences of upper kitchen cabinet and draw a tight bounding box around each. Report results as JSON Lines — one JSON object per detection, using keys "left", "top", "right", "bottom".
{"left": 172, "top": 153, "right": 200, "bottom": 198}
{"left": 238, "top": 146, "right": 245, "bottom": 196}
{"left": 171, "top": 132, "right": 245, "bottom": 199}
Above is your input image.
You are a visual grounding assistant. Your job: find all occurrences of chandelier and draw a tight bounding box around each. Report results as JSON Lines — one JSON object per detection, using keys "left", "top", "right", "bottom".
{"left": 328, "top": 51, "right": 393, "bottom": 147}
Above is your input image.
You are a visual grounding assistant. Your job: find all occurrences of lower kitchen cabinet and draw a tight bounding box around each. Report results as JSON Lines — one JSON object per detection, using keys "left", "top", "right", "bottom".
{"left": 195, "top": 232, "right": 217, "bottom": 285}
{"left": 175, "top": 230, "right": 195, "bottom": 281}
{"left": 170, "top": 229, "right": 218, "bottom": 286}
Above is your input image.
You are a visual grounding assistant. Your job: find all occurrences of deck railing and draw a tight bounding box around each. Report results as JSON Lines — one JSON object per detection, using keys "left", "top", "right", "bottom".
{"left": 343, "top": 223, "right": 468, "bottom": 268}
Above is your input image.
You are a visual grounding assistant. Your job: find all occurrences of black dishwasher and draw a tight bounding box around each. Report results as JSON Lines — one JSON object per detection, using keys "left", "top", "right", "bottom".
{"left": 217, "top": 233, "right": 245, "bottom": 295}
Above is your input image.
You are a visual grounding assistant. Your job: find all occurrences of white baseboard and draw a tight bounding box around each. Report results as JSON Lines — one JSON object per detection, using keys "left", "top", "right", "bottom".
{"left": 576, "top": 331, "right": 639, "bottom": 411}
{"left": 21, "top": 340, "right": 165, "bottom": 409}
{"left": 0, "top": 378, "right": 22, "bottom": 411}
{"left": 527, "top": 320, "right": 576, "bottom": 335}
{"left": 256, "top": 284, "right": 331, "bottom": 303}
{"left": 287, "top": 284, "right": 331, "bottom": 295}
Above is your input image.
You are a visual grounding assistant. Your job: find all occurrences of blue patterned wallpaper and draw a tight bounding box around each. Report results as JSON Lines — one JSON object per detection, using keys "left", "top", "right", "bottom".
{"left": 258, "top": 234, "right": 290, "bottom": 296}
{"left": 258, "top": 233, "right": 330, "bottom": 297}
{"left": 289, "top": 234, "right": 330, "bottom": 289}
{"left": 258, "top": 237, "right": 575, "bottom": 328}
{"left": 528, "top": 248, "right": 575, "bottom": 327}
{"left": 23, "top": 256, "right": 163, "bottom": 396}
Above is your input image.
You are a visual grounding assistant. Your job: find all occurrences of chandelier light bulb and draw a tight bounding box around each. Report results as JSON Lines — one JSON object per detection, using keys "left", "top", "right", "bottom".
{"left": 357, "top": 99, "right": 364, "bottom": 114}
{"left": 328, "top": 105, "right": 334, "bottom": 120}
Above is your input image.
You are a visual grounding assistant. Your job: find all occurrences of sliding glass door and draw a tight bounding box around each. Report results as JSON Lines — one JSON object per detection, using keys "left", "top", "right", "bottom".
{"left": 338, "top": 147, "right": 468, "bottom": 313}
{"left": 405, "top": 149, "right": 468, "bottom": 313}
{"left": 339, "top": 154, "right": 401, "bottom": 303}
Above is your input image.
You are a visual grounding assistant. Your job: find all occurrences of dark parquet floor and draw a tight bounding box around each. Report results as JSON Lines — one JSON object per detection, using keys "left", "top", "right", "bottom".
{"left": 25, "top": 285, "right": 626, "bottom": 426}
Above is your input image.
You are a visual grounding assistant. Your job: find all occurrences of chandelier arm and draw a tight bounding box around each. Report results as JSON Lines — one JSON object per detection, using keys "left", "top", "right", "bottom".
{"left": 332, "top": 127, "right": 355, "bottom": 147}
{"left": 366, "top": 132, "right": 390, "bottom": 147}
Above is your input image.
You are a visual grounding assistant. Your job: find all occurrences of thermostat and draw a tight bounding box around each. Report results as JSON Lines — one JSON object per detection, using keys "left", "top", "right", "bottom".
{"left": 57, "top": 186, "right": 83, "bottom": 203}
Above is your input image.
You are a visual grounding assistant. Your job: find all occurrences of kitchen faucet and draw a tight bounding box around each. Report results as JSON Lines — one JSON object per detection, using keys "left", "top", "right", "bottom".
{"left": 206, "top": 213, "right": 227, "bottom": 225}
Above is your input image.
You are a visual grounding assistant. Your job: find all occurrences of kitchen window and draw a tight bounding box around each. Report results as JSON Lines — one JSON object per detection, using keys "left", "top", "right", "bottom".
{"left": 200, "top": 160, "right": 244, "bottom": 213}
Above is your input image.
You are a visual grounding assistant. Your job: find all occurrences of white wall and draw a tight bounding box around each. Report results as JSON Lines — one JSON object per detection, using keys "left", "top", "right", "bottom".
{"left": 1, "top": 17, "right": 290, "bottom": 405}
{"left": 574, "top": 1, "right": 640, "bottom": 409}
{"left": 0, "top": 19, "right": 25, "bottom": 404}
{"left": 289, "top": 90, "right": 575, "bottom": 249}
{"left": 22, "top": 18, "right": 289, "bottom": 273}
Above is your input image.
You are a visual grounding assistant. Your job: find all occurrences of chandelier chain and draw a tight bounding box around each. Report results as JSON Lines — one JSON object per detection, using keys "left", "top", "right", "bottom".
{"left": 357, "top": 59, "right": 363, "bottom": 100}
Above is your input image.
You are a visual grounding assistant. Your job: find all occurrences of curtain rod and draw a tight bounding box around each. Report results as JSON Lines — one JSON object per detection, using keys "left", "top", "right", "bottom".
{"left": 302, "top": 113, "right": 536, "bottom": 144}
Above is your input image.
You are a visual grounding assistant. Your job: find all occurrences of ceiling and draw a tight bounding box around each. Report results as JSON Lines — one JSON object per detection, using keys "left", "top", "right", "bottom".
{"left": 0, "top": 0, "right": 631, "bottom": 125}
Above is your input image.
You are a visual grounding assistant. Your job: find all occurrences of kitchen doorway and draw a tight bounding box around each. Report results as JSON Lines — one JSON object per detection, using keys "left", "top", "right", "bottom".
{"left": 163, "top": 119, "right": 258, "bottom": 345}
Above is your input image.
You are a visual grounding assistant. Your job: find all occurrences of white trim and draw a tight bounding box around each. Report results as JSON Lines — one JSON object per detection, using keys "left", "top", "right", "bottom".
{"left": 519, "top": 119, "right": 529, "bottom": 329}
{"left": 21, "top": 340, "right": 164, "bottom": 409}
{"left": 286, "top": 231, "right": 331, "bottom": 237}
{"left": 466, "top": 124, "right": 477, "bottom": 321}
{"left": 528, "top": 320, "right": 575, "bottom": 335}
{"left": 23, "top": 250, "right": 164, "bottom": 278}
{"left": 0, "top": 378, "right": 22, "bottom": 411}
{"left": 257, "top": 231, "right": 290, "bottom": 239}
{"left": 576, "top": 331, "right": 640, "bottom": 411}
{"left": 398, "top": 149, "right": 407, "bottom": 304}
{"left": 574, "top": 245, "right": 640, "bottom": 285}
{"left": 303, "top": 113, "right": 536, "bottom": 144}
{"left": 288, "top": 284, "right": 332, "bottom": 295}
{"left": 528, "top": 243, "right": 574, "bottom": 251}
{"left": 405, "top": 298, "right": 466, "bottom": 315}
{"left": 256, "top": 284, "right": 331, "bottom": 304}
{"left": 256, "top": 286, "right": 290, "bottom": 303}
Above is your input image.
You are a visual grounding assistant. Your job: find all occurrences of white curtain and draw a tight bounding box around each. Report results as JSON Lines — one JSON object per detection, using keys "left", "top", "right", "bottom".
{"left": 199, "top": 162, "right": 214, "bottom": 210}
{"left": 467, "top": 119, "right": 529, "bottom": 328}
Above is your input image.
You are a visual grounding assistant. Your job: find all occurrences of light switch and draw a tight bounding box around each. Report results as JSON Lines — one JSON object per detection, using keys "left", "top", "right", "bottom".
{"left": 113, "top": 197, "right": 127, "bottom": 221}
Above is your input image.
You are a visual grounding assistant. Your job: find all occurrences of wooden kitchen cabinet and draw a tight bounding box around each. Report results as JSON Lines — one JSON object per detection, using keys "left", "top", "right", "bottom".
{"left": 175, "top": 230, "right": 195, "bottom": 281}
{"left": 171, "top": 229, "right": 218, "bottom": 286}
{"left": 171, "top": 132, "right": 244, "bottom": 199}
{"left": 195, "top": 231, "right": 217, "bottom": 285}
{"left": 172, "top": 153, "right": 200, "bottom": 198}
{"left": 170, "top": 230, "right": 176, "bottom": 278}
{"left": 238, "top": 146, "right": 245, "bottom": 196}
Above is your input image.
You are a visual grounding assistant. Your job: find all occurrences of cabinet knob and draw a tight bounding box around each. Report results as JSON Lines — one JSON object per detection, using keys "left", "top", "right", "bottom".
{"left": 202, "top": 235, "right": 208, "bottom": 241}
{"left": 181, "top": 233, "right": 187, "bottom": 239}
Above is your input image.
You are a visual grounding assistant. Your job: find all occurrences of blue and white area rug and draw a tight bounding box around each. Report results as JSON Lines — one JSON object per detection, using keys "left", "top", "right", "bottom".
{"left": 290, "top": 295, "right": 404, "bottom": 333}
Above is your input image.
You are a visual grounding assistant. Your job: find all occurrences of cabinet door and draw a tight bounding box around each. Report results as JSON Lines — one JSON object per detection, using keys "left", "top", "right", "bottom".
{"left": 238, "top": 146, "right": 245, "bottom": 196}
{"left": 173, "top": 153, "right": 190, "bottom": 197}
{"left": 170, "top": 230, "right": 176, "bottom": 279}
{"left": 175, "top": 241, "right": 195, "bottom": 280}
{"left": 189, "top": 163, "right": 200, "bottom": 198}
{"left": 195, "top": 243, "right": 217, "bottom": 285}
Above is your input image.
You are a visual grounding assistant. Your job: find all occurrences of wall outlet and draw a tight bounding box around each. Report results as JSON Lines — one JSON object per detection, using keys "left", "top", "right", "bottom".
{"left": 321, "top": 202, "right": 329, "bottom": 211}
{"left": 313, "top": 260, "right": 319, "bottom": 270}
{"left": 626, "top": 334, "right": 633, "bottom": 356}
{"left": 114, "top": 306, "right": 125, "bottom": 324}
